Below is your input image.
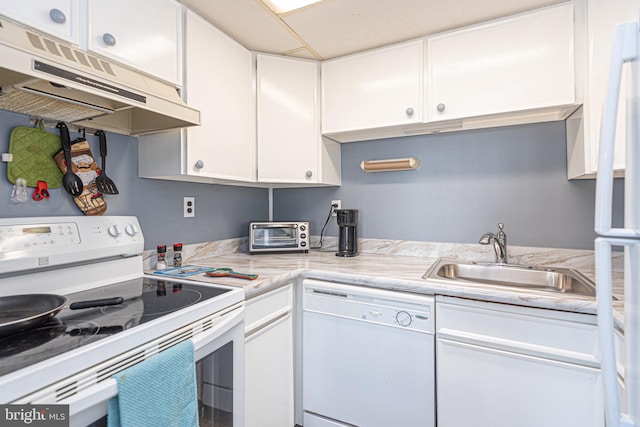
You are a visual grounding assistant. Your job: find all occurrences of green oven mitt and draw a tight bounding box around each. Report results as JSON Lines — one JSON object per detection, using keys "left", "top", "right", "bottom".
{"left": 6, "top": 120, "right": 63, "bottom": 188}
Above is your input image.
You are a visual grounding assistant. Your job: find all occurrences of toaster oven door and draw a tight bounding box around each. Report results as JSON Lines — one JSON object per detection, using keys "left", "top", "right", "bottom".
{"left": 252, "top": 225, "right": 299, "bottom": 250}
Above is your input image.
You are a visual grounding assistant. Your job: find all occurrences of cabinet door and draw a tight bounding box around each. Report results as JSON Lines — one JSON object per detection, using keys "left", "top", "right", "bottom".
{"left": 245, "top": 314, "right": 294, "bottom": 427}
{"left": 184, "top": 10, "right": 254, "bottom": 182}
{"left": 257, "top": 54, "right": 319, "bottom": 183}
{"left": 245, "top": 285, "right": 294, "bottom": 427}
{"left": 427, "top": 3, "right": 575, "bottom": 121}
{"left": 0, "top": 0, "right": 79, "bottom": 44}
{"left": 88, "top": 0, "right": 181, "bottom": 84}
{"left": 567, "top": 0, "right": 637, "bottom": 178}
{"left": 321, "top": 40, "right": 423, "bottom": 134}
{"left": 437, "top": 338, "right": 603, "bottom": 427}
{"left": 585, "top": 0, "right": 636, "bottom": 174}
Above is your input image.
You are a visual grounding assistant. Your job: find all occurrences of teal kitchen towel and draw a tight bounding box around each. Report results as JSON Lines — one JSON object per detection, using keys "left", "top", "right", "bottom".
{"left": 107, "top": 340, "right": 198, "bottom": 427}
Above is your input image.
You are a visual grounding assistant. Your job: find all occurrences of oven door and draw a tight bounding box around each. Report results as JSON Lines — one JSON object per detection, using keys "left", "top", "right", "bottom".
{"left": 58, "top": 305, "right": 245, "bottom": 427}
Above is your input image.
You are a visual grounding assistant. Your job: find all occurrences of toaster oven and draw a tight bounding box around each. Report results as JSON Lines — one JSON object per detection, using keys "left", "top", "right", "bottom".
{"left": 249, "top": 222, "right": 310, "bottom": 254}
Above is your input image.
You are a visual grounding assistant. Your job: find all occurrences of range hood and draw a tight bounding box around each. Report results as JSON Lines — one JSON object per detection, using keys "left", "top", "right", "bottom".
{"left": 0, "top": 17, "right": 200, "bottom": 136}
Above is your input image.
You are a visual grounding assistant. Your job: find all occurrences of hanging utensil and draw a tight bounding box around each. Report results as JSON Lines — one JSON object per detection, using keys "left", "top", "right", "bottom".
{"left": 56, "top": 122, "right": 83, "bottom": 196}
{"left": 94, "top": 130, "right": 119, "bottom": 195}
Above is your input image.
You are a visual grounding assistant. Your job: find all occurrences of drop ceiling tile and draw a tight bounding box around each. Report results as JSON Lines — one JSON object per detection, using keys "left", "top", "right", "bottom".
{"left": 282, "top": 0, "right": 564, "bottom": 59}
{"left": 179, "top": 0, "right": 303, "bottom": 54}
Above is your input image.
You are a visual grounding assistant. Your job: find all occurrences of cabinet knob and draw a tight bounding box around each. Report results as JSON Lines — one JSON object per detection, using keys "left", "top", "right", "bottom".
{"left": 195, "top": 160, "right": 204, "bottom": 169}
{"left": 306, "top": 170, "right": 313, "bottom": 178}
{"left": 49, "top": 8, "right": 67, "bottom": 24}
{"left": 406, "top": 107, "right": 414, "bottom": 116}
{"left": 102, "top": 33, "right": 117, "bottom": 47}
{"left": 436, "top": 103, "right": 446, "bottom": 112}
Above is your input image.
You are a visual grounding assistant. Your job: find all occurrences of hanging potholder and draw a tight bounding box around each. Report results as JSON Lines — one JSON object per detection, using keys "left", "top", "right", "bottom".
{"left": 6, "top": 121, "right": 63, "bottom": 188}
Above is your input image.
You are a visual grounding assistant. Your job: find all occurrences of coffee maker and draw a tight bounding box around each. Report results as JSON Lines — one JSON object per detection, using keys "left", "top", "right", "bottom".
{"left": 336, "top": 209, "right": 358, "bottom": 257}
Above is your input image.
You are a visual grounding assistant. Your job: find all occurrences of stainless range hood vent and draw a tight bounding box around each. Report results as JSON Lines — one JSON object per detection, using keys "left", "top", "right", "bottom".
{"left": 0, "top": 17, "right": 200, "bottom": 135}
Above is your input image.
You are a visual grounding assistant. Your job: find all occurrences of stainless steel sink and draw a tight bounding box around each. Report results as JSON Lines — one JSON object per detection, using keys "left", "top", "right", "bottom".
{"left": 423, "top": 258, "right": 597, "bottom": 298}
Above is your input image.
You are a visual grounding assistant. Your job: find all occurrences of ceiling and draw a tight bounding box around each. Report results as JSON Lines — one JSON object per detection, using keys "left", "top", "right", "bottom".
{"left": 178, "top": 0, "right": 565, "bottom": 60}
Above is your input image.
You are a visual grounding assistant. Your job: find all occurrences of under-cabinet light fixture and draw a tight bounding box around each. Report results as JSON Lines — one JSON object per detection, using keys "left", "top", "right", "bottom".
{"left": 360, "top": 157, "right": 420, "bottom": 172}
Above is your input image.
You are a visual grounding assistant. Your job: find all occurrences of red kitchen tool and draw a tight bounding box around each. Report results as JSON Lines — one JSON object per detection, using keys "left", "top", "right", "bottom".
{"left": 32, "top": 181, "right": 50, "bottom": 201}
{"left": 205, "top": 268, "right": 258, "bottom": 280}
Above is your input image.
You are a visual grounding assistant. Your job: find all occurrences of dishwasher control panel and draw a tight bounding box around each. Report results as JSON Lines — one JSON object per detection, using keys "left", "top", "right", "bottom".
{"left": 303, "top": 279, "right": 435, "bottom": 333}
{"left": 360, "top": 301, "right": 432, "bottom": 332}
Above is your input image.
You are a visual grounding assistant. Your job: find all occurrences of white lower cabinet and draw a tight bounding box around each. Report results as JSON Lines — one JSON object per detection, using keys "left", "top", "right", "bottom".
{"left": 244, "top": 284, "right": 294, "bottom": 427}
{"left": 436, "top": 296, "right": 604, "bottom": 427}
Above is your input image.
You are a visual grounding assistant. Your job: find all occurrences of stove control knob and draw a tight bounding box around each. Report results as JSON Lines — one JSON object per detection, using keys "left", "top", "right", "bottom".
{"left": 396, "top": 311, "right": 412, "bottom": 327}
{"left": 125, "top": 224, "right": 138, "bottom": 236}
{"left": 108, "top": 225, "right": 122, "bottom": 237}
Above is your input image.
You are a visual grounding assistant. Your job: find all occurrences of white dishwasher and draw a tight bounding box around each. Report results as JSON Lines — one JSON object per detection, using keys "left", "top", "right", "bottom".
{"left": 302, "top": 279, "right": 435, "bottom": 427}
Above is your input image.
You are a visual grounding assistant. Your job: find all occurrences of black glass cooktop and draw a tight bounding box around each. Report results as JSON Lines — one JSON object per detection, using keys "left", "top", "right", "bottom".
{"left": 0, "top": 278, "right": 231, "bottom": 376}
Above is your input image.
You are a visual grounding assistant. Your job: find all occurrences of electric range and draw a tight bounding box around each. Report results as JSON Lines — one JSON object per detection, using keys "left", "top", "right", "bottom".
{"left": 0, "top": 216, "right": 244, "bottom": 410}
{"left": 0, "top": 277, "right": 231, "bottom": 377}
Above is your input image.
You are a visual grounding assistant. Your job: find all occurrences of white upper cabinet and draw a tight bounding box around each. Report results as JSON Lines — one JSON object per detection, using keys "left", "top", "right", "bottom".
{"left": 139, "top": 14, "right": 339, "bottom": 187}
{"left": 258, "top": 54, "right": 340, "bottom": 186}
{"left": 566, "top": 0, "right": 638, "bottom": 179}
{"left": 427, "top": 3, "right": 576, "bottom": 122}
{"left": 0, "top": 0, "right": 80, "bottom": 44}
{"left": 138, "top": 10, "right": 255, "bottom": 184}
{"left": 321, "top": 40, "right": 424, "bottom": 139}
{"left": 321, "top": 4, "right": 578, "bottom": 143}
{"left": 87, "top": 0, "right": 182, "bottom": 85}
{"left": 184, "top": 10, "right": 254, "bottom": 182}
{"left": 0, "top": 0, "right": 181, "bottom": 84}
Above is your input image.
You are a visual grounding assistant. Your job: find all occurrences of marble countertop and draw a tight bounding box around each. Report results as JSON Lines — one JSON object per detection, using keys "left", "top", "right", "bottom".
{"left": 144, "top": 237, "right": 626, "bottom": 328}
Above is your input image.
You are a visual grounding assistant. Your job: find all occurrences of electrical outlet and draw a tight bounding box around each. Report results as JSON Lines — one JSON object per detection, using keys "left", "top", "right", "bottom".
{"left": 184, "top": 197, "right": 195, "bottom": 218}
{"left": 331, "top": 199, "right": 341, "bottom": 216}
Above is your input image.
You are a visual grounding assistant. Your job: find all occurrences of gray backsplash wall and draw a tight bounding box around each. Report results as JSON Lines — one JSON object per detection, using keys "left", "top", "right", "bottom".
{"left": 0, "top": 110, "right": 624, "bottom": 251}
{"left": 274, "top": 121, "right": 624, "bottom": 250}
{"left": 0, "top": 110, "right": 269, "bottom": 249}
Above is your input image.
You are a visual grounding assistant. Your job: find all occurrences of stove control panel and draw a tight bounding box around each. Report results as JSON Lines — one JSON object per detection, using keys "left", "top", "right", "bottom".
{"left": 0, "top": 216, "right": 144, "bottom": 275}
{"left": 0, "top": 222, "right": 81, "bottom": 252}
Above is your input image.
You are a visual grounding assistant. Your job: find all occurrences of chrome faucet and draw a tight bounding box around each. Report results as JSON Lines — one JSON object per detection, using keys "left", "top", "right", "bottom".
{"left": 479, "top": 223, "right": 507, "bottom": 264}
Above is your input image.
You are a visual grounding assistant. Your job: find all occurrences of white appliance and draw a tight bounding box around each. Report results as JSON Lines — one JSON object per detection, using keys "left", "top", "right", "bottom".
{"left": 0, "top": 216, "right": 245, "bottom": 427}
{"left": 595, "top": 20, "right": 640, "bottom": 427}
{"left": 302, "top": 279, "right": 435, "bottom": 427}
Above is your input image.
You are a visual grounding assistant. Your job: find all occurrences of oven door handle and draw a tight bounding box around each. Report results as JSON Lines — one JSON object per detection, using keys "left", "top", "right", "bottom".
{"left": 193, "top": 306, "right": 244, "bottom": 361}
{"left": 61, "top": 306, "right": 245, "bottom": 420}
